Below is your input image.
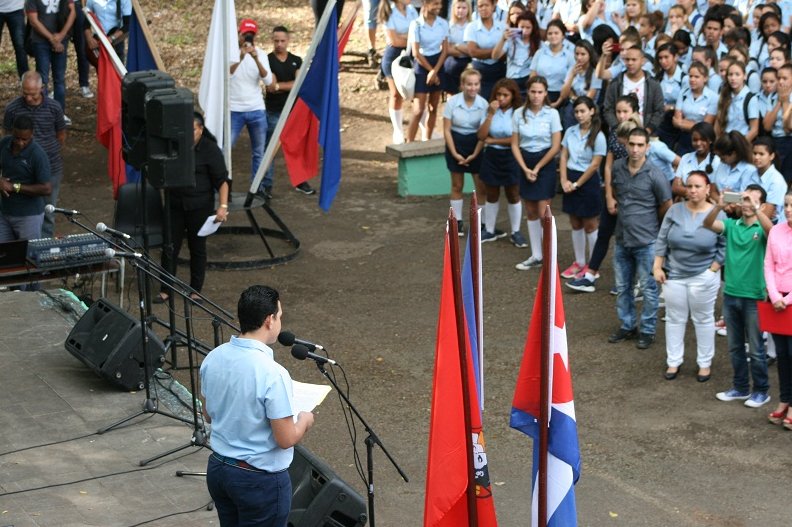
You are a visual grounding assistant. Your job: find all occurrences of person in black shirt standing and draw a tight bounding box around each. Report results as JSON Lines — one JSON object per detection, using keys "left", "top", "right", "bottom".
{"left": 264, "top": 25, "right": 315, "bottom": 198}
{"left": 156, "top": 112, "right": 230, "bottom": 304}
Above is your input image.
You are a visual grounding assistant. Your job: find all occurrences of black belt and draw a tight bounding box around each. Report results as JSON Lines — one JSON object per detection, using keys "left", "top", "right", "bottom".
{"left": 211, "top": 453, "right": 284, "bottom": 473}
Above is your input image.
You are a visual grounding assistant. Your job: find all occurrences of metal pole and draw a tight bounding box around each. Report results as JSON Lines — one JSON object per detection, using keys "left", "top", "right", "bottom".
{"left": 222, "top": 0, "right": 232, "bottom": 178}
{"left": 468, "top": 193, "right": 483, "bottom": 409}
{"left": 448, "top": 211, "right": 478, "bottom": 527}
{"left": 537, "top": 204, "right": 553, "bottom": 527}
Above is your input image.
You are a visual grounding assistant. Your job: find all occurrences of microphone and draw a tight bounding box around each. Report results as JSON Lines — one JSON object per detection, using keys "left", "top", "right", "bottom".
{"left": 45, "top": 204, "right": 80, "bottom": 216}
{"left": 278, "top": 331, "right": 325, "bottom": 351}
{"left": 291, "top": 343, "right": 337, "bottom": 366}
{"left": 105, "top": 248, "right": 143, "bottom": 259}
{"left": 96, "top": 222, "right": 132, "bottom": 240}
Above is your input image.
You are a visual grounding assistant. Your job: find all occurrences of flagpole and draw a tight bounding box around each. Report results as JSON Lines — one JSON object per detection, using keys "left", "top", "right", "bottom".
{"left": 130, "top": 0, "right": 165, "bottom": 70}
{"left": 222, "top": 0, "right": 232, "bottom": 177}
{"left": 85, "top": 11, "right": 127, "bottom": 77}
{"left": 246, "top": 0, "right": 338, "bottom": 204}
{"left": 538, "top": 204, "right": 553, "bottom": 527}
{"left": 468, "top": 194, "right": 484, "bottom": 409}
{"left": 448, "top": 210, "right": 479, "bottom": 527}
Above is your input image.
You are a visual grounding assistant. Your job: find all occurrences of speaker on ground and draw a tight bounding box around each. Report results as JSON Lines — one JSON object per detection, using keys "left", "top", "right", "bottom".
{"left": 65, "top": 299, "right": 165, "bottom": 391}
{"left": 288, "top": 444, "right": 368, "bottom": 527}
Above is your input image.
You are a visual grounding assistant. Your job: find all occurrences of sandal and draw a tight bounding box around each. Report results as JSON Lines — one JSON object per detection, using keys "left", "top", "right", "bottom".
{"left": 769, "top": 404, "right": 790, "bottom": 425}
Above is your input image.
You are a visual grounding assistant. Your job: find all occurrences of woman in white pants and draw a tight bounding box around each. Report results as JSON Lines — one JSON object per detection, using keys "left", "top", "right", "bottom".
{"left": 653, "top": 171, "right": 726, "bottom": 383}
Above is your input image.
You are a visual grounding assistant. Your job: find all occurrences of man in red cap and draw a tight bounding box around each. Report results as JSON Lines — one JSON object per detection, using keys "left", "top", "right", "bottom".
{"left": 229, "top": 18, "right": 275, "bottom": 198}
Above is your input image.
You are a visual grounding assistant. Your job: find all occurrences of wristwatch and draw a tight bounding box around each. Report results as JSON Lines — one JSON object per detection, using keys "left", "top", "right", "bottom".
{"left": 13, "top": 183, "right": 21, "bottom": 193}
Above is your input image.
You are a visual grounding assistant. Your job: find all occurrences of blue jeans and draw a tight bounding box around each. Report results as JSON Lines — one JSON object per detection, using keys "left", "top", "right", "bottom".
{"left": 614, "top": 242, "right": 659, "bottom": 335}
{"left": 230, "top": 109, "right": 268, "bottom": 192}
{"left": 70, "top": 0, "right": 90, "bottom": 88}
{"left": 0, "top": 213, "right": 44, "bottom": 242}
{"left": 206, "top": 454, "right": 291, "bottom": 527}
{"left": 0, "top": 9, "right": 29, "bottom": 77}
{"left": 264, "top": 110, "right": 281, "bottom": 189}
{"left": 32, "top": 41, "right": 68, "bottom": 113}
{"left": 723, "top": 294, "right": 768, "bottom": 394}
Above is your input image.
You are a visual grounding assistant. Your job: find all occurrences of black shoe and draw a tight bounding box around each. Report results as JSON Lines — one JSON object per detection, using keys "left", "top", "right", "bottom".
{"left": 697, "top": 369, "right": 712, "bottom": 383}
{"left": 636, "top": 333, "right": 655, "bottom": 349}
{"left": 608, "top": 327, "right": 637, "bottom": 343}
{"left": 257, "top": 186, "right": 273, "bottom": 200}
{"left": 295, "top": 182, "right": 316, "bottom": 195}
{"left": 367, "top": 47, "right": 378, "bottom": 69}
{"left": 664, "top": 366, "right": 680, "bottom": 380}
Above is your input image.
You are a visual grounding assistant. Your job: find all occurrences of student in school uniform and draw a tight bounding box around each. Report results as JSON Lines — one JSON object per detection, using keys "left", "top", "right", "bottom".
{"left": 443, "top": 0, "right": 472, "bottom": 96}
{"left": 512, "top": 76, "right": 563, "bottom": 271}
{"left": 655, "top": 42, "right": 686, "bottom": 148}
{"left": 672, "top": 121, "right": 720, "bottom": 199}
{"left": 491, "top": 10, "right": 541, "bottom": 98}
{"left": 478, "top": 78, "right": 527, "bottom": 246}
{"left": 752, "top": 137, "right": 788, "bottom": 221}
{"left": 464, "top": 0, "right": 506, "bottom": 100}
{"left": 711, "top": 131, "right": 761, "bottom": 196}
{"left": 528, "top": 20, "right": 576, "bottom": 105}
{"left": 765, "top": 63, "right": 792, "bottom": 184}
{"left": 672, "top": 60, "right": 717, "bottom": 155}
{"left": 443, "top": 68, "right": 489, "bottom": 234}
{"left": 407, "top": 0, "right": 449, "bottom": 142}
{"left": 647, "top": 134, "right": 681, "bottom": 184}
{"left": 691, "top": 46, "right": 721, "bottom": 94}
{"left": 558, "top": 96, "right": 607, "bottom": 281}
{"left": 715, "top": 60, "right": 760, "bottom": 143}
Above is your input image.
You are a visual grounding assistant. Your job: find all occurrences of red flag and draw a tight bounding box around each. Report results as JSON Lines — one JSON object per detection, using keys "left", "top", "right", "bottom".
{"left": 424, "top": 230, "right": 498, "bottom": 527}
{"left": 95, "top": 43, "right": 125, "bottom": 198}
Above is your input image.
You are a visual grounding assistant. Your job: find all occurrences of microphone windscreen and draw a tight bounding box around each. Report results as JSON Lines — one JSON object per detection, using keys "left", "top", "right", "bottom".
{"left": 278, "top": 331, "right": 296, "bottom": 346}
{"left": 96, "top": 222, "right": 108, "bottom": 232}
{"left": 44, "top": 204, "right": 55, "bottom": 213}
{"left": 291, "top": 344, "right": 309, "bottom": 360}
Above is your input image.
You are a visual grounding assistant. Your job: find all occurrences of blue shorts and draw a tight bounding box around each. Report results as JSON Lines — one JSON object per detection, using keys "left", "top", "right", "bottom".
{"left": 381, "top": 45, "right": 405, "bottom": 78}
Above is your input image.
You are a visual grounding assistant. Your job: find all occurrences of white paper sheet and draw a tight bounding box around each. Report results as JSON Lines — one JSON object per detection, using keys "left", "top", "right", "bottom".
{"left": 292, "top": 380, "right": 332, "bottom": 419}
{"left": 198, "top": 215, "right": 222, "bottom": 237}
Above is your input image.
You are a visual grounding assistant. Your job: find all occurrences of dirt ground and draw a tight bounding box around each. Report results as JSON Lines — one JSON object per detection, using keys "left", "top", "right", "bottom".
{"left": 2, "top": 0, "right": 790, "bottom": 525}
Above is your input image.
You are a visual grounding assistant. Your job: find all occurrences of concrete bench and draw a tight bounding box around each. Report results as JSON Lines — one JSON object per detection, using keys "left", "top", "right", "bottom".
{"left": 385, "top": 138, "right": 475, "bottom": 197}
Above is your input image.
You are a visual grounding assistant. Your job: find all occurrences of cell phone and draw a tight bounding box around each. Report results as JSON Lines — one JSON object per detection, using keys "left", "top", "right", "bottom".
{"left": 611, "top": 42, "right": 621, "bottom": 53}
{"left": 508, "top": 27, "right": 522, "bottom": 38}
{"left": 244, "top": 34, "right": 254, "bottom": 44}
{"left": 723, "top": 191, "right": 742, "bottom": 204}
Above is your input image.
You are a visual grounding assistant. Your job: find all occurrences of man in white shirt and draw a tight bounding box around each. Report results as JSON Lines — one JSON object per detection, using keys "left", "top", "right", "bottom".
{"left": 230, "top": 18, "right": 274, "bottom": 195}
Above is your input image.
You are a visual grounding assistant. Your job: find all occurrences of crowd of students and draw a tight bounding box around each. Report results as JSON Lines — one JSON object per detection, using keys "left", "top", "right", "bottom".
{"left": 373, "top": 0, "right": 792, "bottom": 424}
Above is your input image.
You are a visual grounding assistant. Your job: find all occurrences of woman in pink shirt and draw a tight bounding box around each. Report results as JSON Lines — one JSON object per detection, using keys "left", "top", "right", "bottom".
{"left": 766, "top": 191, "right": 792, "bottom": 429}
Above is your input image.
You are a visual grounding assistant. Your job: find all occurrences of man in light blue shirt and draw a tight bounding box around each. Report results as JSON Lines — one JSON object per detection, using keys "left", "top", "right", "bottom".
{"left": 201, "top": 285, "right": 315, "bottom": 526}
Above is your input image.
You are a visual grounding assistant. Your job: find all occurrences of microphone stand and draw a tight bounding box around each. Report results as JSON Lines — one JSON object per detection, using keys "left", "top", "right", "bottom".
{"left": 314, "top": 361, "right": 408, "bottom": 527}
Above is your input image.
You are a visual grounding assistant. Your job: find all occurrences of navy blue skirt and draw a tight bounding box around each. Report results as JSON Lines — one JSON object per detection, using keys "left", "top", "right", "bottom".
{"left": 562, "top": 169, "right": 602, "bottom": 218}
{"left": 442, "top": 55, "right": 471, "bottom": 93}
{"left": 414, "top": 53, "right": 444, "bottom": 94}
{"left": 446, "top": 131, "right": 482, "bottom": 173}
{"left": 480, "top": 147, "right": 519, "bottom": 187}
{"left": 472, "top": 60, "right": 506, "bottom": 101}
{"left": 381, "top": 45, "right": 405, "bottom": 78}
{"left": 518, "top": 149, "right": 557, "bottom": 201}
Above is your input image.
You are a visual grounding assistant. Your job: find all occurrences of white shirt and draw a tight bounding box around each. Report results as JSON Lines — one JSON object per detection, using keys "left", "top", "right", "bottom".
{"left": 622, "top": 75, "right": 646, "bottom": 117}
{"left": 0, "top": 0, "right": 24, "bottom": 11}
{"left": 229, "top": 48, "right": 274, "bottom": 113}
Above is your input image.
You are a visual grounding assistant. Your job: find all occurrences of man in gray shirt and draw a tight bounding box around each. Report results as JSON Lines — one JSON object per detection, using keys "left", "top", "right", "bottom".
{"left": 608, "top": 128, "right": 672, "bottom": 350}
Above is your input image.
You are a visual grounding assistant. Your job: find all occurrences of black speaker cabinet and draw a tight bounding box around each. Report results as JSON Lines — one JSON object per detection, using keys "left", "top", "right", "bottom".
{"left": 145, "top": 87, "right": 195, "bottom": 189}
{"left": 65, "top": 299, "right": 166, "bottom": 391}
{"left": 122, "top": 71, "right": 175, "bottom": 169}
{"left": 288, "top": 445, "right": 368, "bottom": 527}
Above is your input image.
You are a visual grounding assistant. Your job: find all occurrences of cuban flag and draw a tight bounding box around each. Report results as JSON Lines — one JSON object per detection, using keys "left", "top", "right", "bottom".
{"left": 461, "top": 208, "right": 484, "bottom": 409}
{"left": 510, "top": 217, "right": 581, "bottom": 526}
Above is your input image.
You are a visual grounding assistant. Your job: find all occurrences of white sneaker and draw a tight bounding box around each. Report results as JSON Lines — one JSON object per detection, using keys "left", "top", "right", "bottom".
{"left": 64, "top": 115, "right": 72, "bottom": 126}
{"left": 392, "top": 130, "right": 404, "bottom": 145}
{"left": 515, "top": 256, "right": 543, "bottom": 271}
{"left": 80, "top": 86, "right": 94, "bottom": 98}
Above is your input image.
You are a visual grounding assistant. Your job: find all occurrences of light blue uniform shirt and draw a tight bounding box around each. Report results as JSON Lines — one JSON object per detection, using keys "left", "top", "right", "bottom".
{"left": 571, "top": 71, "right": 602, "bottom": 100}
{"left": 660, "top": 67, "right": 685, "bottom": 106}
{"left": 712, "top": 160, "right": 760, "bottom": 191}
{"left": 448, "top": 21, "right": 468, "bottom": 46}
{"left": 647, "top": 140, "right": 678, "bottom": 181}
{"left": 580, "top": 17, "right": 620, "bottom": 43}
{"left": 725, "top": 86, "right": 759, "bottom": 135}
{"left": 676, "top": 86, "right": 718, "bottom": 122}
{"left": 200, "top": 337, "right": 296, "bottom": 472}
{"left": 604, "top": 0, "right": 625, "bottom": 21}
{"left": 536, "top": 0, "right": 554, "bottom": 29}
{"left": 759, "top": 165, "right": 788, "bottom": 220}
{"left": 409, "top": 15, "right": 449, "bottom": 56}
{"left": 464, "top": 18, "right": 505, "bottom": 65}
{"left": 757, "top": 91, "right": 777, "bottom": 121}
{"left": 503, "top": 37, "right": 533, "bottom": 79}
{"left": 746, "top": 66, "right": 761, "bottom": 95}
{"left": 552, "top": 0, "right": 581, "bottom": 28}
{"left": 707, "top": 69, "right": 722, "bottom": 93}
{"left": 562, "top": 125, "right": 606, "bottom": 172}
{"left": 87, "top": 0, "right": 132, "bottom": 34}
{"left": 646, "top": 0, "right": 672, "bottom": 15}
{"left": 675, "top": 152, "right": 721, "bottom": 183}
{"left": 513, "top": 106, "right": 562, "bottom": 151}
{"left": 644, "top": 35, "right": 658, "bottom": 59}
{"left": 385, "top": 3, "right": 418, "bottom": 35}
{"left": 486, "top": 107, "right": 515, "bottom": 150}
{"left": 444, "top": 92, "right": 489, "bottom": 134}
{"left": 529, "top": 44, "right": 575, "bottom": 91}
{"left": 770, "top": 93, "right": 791, "bottom": 137}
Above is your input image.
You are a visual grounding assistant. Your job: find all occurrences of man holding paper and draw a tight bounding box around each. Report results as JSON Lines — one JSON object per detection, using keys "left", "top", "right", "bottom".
{"left": 201, "top": 285, "right": 315, "bottom": 527}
